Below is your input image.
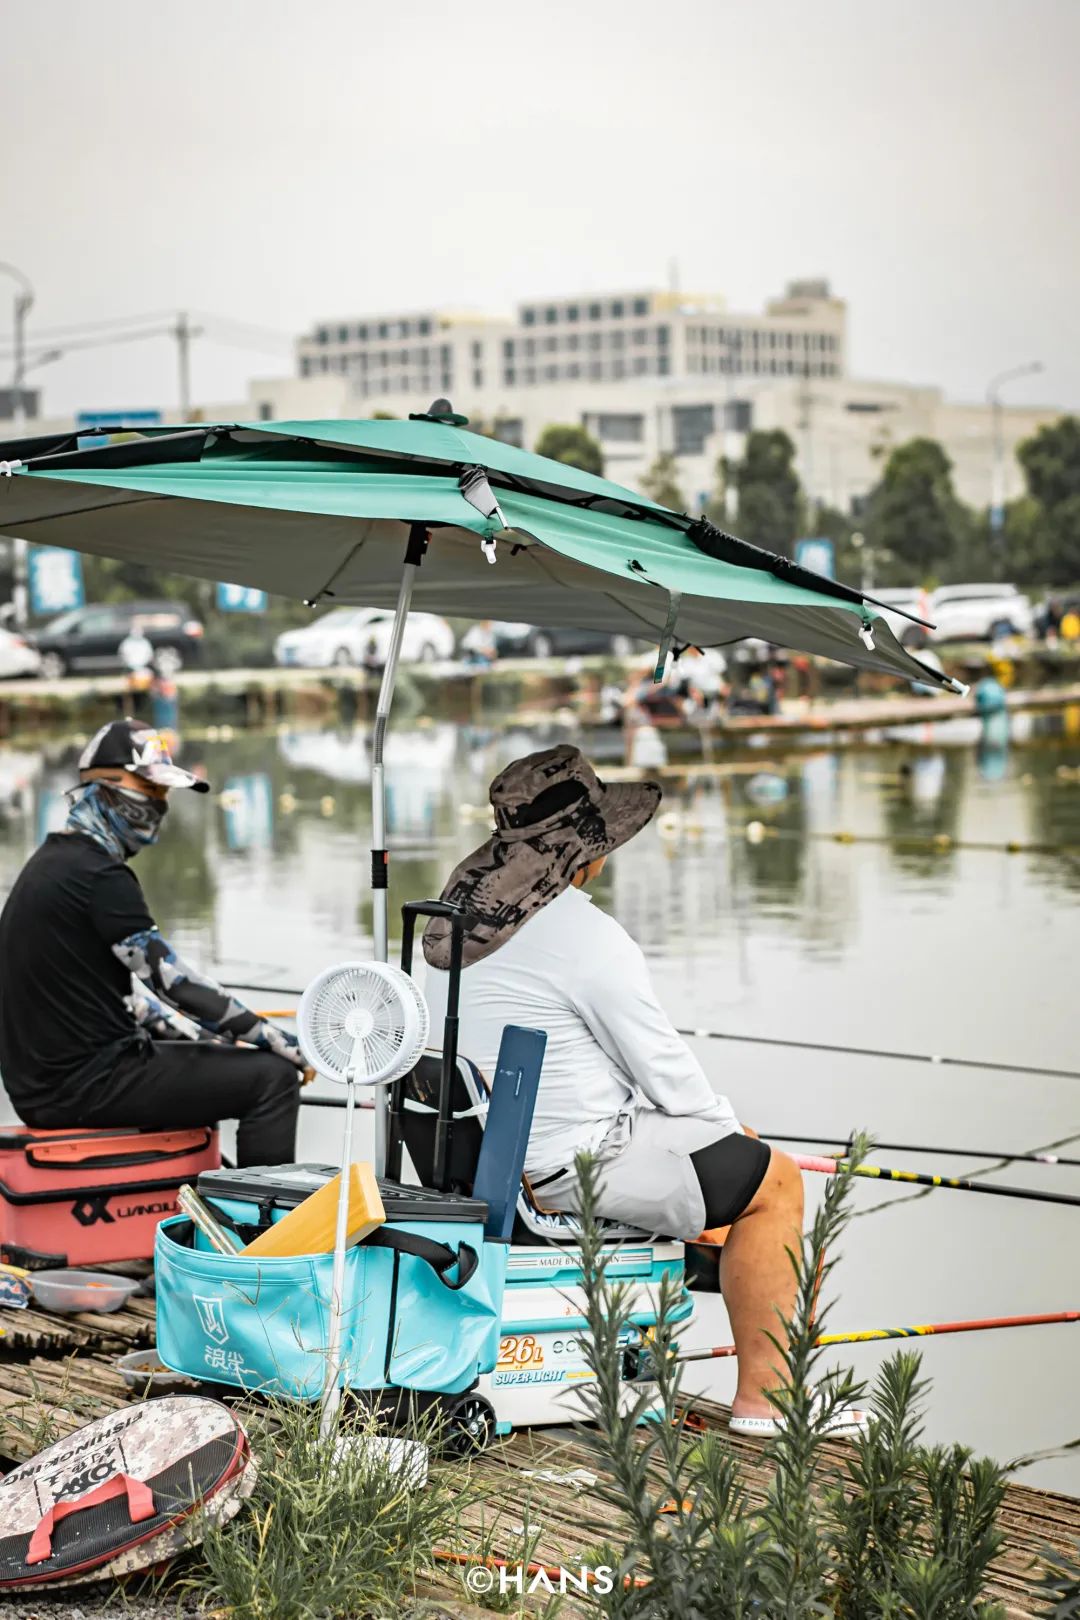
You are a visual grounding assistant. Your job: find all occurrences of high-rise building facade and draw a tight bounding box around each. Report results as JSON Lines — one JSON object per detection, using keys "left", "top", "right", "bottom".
{"left": 295, "top": 280, "right": 847, "bottom": 401}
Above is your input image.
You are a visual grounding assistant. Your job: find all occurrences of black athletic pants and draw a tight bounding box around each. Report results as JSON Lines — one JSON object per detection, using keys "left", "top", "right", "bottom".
{"left": 27, "top": 1039, "right": 301, "bottom": 1167}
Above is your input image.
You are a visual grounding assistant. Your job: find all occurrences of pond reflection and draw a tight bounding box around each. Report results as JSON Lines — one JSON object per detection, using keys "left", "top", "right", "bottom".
{"left": 0, "top": 714, "right": 1077, "bottom": 1487}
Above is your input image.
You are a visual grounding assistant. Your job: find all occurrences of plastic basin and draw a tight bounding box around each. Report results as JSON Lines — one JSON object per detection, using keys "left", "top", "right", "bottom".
{"left": 30, "top": 1269, "right": 140, "bottom": 1314}
{"left": 116, "top": 1348, "right": 197, "bottom": 1392}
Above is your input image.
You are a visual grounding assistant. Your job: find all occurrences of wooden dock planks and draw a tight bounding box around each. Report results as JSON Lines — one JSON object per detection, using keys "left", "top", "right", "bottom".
{"left": 0, "top": 1295, "right": 1074, "bottom": 1616}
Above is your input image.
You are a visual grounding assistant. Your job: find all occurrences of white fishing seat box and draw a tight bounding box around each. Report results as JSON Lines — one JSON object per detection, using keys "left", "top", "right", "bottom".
{"left": 393, "top": 1046, "right": 693, "bottom": 1435}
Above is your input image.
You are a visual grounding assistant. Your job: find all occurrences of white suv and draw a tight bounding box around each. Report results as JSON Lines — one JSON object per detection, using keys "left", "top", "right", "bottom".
{"left": 928, "top": 584, "right": 1033, "bottom": 643}
{"left": 872, "top": 587, "right": 933, "bottom": 650}
{"left": 274, "top": 607, "right": 455, "bottom": 668}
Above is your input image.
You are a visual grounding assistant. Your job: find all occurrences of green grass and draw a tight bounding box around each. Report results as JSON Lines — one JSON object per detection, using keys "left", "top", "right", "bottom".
{"left": 165, "top": 1401, "right": 476, "bottom": 1620}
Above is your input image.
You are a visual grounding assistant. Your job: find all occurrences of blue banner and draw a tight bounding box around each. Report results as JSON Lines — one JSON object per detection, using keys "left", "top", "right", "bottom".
{"left": 28, "top": 547, "right": 85, "bottom": 616}
{"left": 217, "top": 582, "right": 268, "bottom": 614}
{"left": 221, "top": 774, "right": 274, "bottom": 852}
{"left": 75, "top": 409, "right": 163, "bottom": 451}
{"left": 76, "top": 410, "right": 163, "bottom": 427}
{"left": 794, "top": 538, "right": 835, "bottom": 579}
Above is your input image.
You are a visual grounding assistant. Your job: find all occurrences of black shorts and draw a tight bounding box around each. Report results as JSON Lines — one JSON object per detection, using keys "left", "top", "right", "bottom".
{"left": 690, "top": 1132, "right": 772, "bottom": 1227}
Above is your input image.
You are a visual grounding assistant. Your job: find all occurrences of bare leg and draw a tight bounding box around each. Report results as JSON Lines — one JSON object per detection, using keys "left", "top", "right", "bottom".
{"left": 718, "top": 1148, "right": 804, "bottom": 1419}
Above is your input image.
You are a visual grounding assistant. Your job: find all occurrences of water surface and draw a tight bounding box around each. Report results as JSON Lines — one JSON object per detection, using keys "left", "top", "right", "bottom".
{"left": 1, "top": 712, "right": 1076, "bottom": 1490}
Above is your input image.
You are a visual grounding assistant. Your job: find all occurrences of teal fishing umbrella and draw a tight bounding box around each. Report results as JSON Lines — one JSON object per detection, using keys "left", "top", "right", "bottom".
{"left": 0, "top": 404, "right": 954, "bottom": 1164}
{"left": 0, "top": 407, "right": 948, "bottom": 675}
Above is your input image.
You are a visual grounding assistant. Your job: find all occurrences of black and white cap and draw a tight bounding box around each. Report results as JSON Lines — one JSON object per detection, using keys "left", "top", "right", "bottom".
{"left": 78, "top": 719, "right": 210, "bottom": 793}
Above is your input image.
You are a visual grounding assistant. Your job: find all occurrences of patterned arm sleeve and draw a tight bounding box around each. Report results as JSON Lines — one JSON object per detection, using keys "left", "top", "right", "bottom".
{"left": 125, "top": 976, "right": 204, "bottom": 1043}
{"left": 112, "top": 928, "right": 305, "bottom": 1069}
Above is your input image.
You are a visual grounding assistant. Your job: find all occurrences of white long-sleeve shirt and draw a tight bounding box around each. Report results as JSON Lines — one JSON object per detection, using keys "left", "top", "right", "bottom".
{"left": 423, "top": 886, "right": 739, "bottom": 1175}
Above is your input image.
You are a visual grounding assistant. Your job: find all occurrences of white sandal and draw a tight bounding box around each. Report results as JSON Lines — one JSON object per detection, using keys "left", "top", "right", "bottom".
{"left": 729, "top": 1398, "right": 871, "bottom": 1438}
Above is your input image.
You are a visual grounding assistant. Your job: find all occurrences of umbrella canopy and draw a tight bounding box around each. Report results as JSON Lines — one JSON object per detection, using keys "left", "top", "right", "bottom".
{"left": 0, "top": 414, "right": 954, "bottom": 689}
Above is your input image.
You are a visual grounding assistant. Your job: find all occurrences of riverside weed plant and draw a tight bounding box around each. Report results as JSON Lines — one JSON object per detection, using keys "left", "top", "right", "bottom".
{"left": 173, "top": 1400, "right": 469, "bottom": 1620}
{"left": 569, "top": 1140, "right": 1014, "bottom": 1619}
{"left": 1034, "top": 1542, "right": 1080, "bottom": 1618}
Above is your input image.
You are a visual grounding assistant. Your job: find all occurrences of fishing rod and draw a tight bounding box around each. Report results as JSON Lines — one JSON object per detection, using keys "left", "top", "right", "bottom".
{"left": 766, "top": 1132, "right": 1080, "bottom": 1169}
{"left": 296, "top": 1114, "right": 1080, "bottom": 1193}
{"left": 735, "top": 821, "right": 1080, "bottom": 858}
{"left": 675, "top": 1027, "right": 1080, "bottom": 1084}
{"left": 240, "top": 992, "right": 1080, "bottom": 1086}
{"left": 794, "top": 1155, "right": 1080, "bottom": 1210}
{"left": 676, "top": 1311, "right": 1080, "bottom": 1364}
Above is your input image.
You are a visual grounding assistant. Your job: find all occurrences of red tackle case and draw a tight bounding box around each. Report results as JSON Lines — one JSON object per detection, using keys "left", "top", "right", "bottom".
{"left": 0, "top": 1125, "right": 221, "bottom": 1269}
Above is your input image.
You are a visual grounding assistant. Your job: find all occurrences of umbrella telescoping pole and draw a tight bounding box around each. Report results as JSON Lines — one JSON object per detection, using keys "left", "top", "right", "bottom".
{"left": 369, "top": 524, "right": 428, "bottom": 1176}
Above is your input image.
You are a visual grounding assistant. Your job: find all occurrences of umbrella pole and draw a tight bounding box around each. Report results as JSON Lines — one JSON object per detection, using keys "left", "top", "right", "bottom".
{"left": 319, "top": 1070, "right": 357, "bottom": 1438}
{"left": 370, "top": 526, "right": 427, "bottom": 1176}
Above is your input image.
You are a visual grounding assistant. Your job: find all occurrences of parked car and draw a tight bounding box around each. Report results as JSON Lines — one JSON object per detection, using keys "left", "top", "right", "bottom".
{"left": 871, "top": 587, "right": 933, "bottom": 650}
{"left": 928, "top": 583, "right": 1033, "bottom": 643}
{"left": 273, "top": 607, "right": 454, "bottom": 669}
{"left": 32, "top": 600, "right": 204, "bottom": 680}
{"left": 491, "top": 622, "right": 637, "bottom": 659}
{"left": 0, "top": 628, "right": 42, "bottom": 680}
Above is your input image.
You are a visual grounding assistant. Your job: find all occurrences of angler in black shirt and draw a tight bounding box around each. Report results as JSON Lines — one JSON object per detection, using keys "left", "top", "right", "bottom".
{"left": 0, "top": 720, "right": 302, "bottom": 1165}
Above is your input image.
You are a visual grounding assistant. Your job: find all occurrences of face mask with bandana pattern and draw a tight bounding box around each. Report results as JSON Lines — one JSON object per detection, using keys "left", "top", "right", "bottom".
{"left": 66, "top": 781, "right": 169, "bottom": 859}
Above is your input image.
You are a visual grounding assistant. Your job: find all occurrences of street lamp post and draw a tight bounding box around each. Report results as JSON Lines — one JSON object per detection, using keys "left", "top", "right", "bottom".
{"left": 0, "top": 264, "right": 35, "bottom": 628}
{"left": 986, "top": 361, "right": 1042, "bottom": 552}
{"left": 0, "top": 262, "right": 35, "bottom": 426}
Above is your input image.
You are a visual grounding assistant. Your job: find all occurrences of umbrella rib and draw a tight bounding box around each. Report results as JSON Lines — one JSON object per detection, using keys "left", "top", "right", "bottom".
{"left": 304, "top": 532, "right": 375, "bottom": 606}
{"left": 2, "top": 493, "right": 172, "bottom": 528}
{"left": 526, "top": 543, "right": 668, "bottom": 634}
{"left": 491, "top": 466, "right": 674, "bottom": 527}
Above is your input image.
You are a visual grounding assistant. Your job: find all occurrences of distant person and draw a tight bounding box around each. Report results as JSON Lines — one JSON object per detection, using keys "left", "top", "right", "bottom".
{"left": 460, "top": 621, "right": 498, "bottom": 668}
{"left": 623, "top": 662, "right": 686, "bottom": 725}
{"left": 1036, "top": 597, "right": 1063, "bottom": 643}
{"left": 116, "top": 626, "right": 154, "bottom": 720}
{"left": 673, "top": 647, "right": 727, "bottom": 718}
{"left": 0, "top": 720, "right": 304, "bottom": 1165}
{"left": 361, "top": 634, "right": 384, "bottom": 681}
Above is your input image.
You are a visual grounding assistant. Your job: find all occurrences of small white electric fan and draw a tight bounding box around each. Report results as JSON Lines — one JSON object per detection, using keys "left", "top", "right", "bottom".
{"left": 297, "top": 960, "right": 430, "bottom": 1434}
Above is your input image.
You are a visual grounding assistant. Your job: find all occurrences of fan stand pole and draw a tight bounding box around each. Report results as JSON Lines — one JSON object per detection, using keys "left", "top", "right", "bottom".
{"left": 370, "top": 526, "right": 427, "bottom": 1177}
{"left": 319, "top": 1067, "right": 358, "bottom": 1439}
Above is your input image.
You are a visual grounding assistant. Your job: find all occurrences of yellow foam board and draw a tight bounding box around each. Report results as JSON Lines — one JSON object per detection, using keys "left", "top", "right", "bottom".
{"left": 241, "top": 1162, "right": 385, "bottom": 1258}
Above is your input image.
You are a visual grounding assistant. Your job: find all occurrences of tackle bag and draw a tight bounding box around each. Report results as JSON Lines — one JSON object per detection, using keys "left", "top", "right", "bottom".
{"left": 0, "top": 1125, "right": 221, "bottom": 1269}
{"left": 155, "top": 1164, "right": 505, "bottom": 1401}
{"left": 0, "top": 1396, "right": 255, "bottom": 1590}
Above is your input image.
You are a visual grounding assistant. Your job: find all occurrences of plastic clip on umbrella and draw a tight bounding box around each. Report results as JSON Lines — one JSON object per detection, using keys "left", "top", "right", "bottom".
{"left": 0, "top": 403, "right": 962, "bottom": 1169}
{"left": 297, "top": 961, "right": 429, "bottom": 1435}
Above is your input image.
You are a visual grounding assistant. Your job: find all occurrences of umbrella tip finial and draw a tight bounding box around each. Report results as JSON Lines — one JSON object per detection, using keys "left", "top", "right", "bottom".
{"left": 409, "top": 398, "right": 470, "bottom": 427}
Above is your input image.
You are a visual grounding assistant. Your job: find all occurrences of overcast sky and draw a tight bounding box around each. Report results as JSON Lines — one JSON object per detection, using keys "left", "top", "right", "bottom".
{"left": 2, "top": 0, "right": 1077, "bottom": 419}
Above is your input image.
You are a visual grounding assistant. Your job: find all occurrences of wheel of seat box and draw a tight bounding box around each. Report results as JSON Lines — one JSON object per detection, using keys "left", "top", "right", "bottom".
{"left": 441, "top": 1392, "right": 496, "bottom": 1456}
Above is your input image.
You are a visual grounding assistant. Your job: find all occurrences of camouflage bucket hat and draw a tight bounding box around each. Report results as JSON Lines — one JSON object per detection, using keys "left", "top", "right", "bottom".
{"left": 422, "top": 744, "right": 661, "bottom": 970}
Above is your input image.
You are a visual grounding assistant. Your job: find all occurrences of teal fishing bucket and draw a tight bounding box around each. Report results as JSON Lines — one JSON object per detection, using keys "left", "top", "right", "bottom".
{"left": 154, "top": 1174, "right": 503, "bottom": 1402}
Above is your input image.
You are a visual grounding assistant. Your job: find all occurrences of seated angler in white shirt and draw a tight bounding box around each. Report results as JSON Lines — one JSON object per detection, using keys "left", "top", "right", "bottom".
{"left": 423, "top": 744, "right": 867, "bottom": 1436}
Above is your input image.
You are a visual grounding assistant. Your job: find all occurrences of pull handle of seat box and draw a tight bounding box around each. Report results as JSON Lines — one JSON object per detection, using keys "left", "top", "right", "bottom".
{"left": 365, "top": 1226, "right": 479, "bottom": 1290}
{"left": 27, "top": 1472, "right": 156, "bottom": 1566}
{"left": 25, "top": 1128, "right": 214, "bottom": 1171}
{"left": 390, "top": 900, "right": 472, "bottom": 1189}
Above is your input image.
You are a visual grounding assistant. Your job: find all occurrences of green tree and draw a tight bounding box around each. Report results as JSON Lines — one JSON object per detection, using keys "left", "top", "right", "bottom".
{"left": 865, "top": 437, "right": 971, "bottom": 582}
{"left": 534, "top": 422, "right": 604, "bottom": 477}
{"left": 1017, "top": 415, "right": 1080, "bottom": 510}
{"left": 1014, "top": 415, "right": 1080, "bottom": 582}
{"left": 638, "top": 450, "right": 686, "bottom": 511}
{"left": 812, "top": 503, "right": 865, "bottom": 586}
{"left": 724, "top": 429, "right": 804, "bottom": 555}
